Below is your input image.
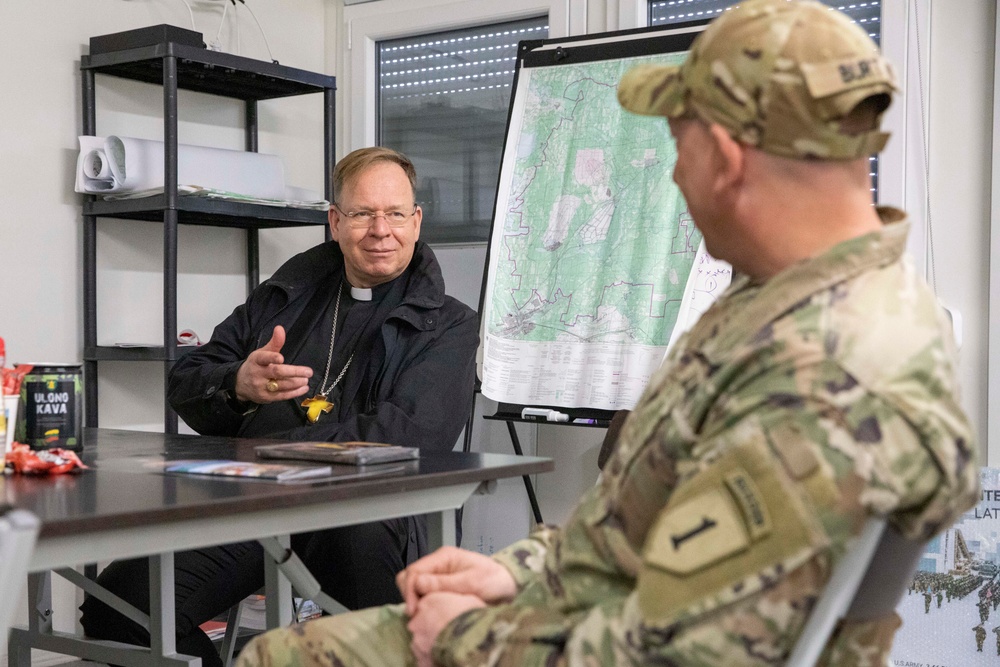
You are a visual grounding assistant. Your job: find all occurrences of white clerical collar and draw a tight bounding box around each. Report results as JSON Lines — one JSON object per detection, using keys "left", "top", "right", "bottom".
{"left": 350, "top": 286, "right": 372, "bottom": 301}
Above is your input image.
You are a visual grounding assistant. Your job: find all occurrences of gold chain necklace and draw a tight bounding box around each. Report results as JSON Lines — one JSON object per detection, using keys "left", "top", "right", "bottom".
{"left": 301, "top": 281, "right": 355, "bottom": 423}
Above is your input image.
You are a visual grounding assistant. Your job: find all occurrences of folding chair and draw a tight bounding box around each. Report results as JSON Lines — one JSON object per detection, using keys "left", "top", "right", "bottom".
{"left": 0, "top": 506, "right": 40, "bottom": 657}
{"left": 786, "top": 516, "right": 926, "bottom": 666}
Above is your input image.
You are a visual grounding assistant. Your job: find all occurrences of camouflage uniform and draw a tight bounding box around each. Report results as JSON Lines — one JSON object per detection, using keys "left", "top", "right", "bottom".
{"left": 426, "top": 212, "right": 978, "bottom": 667}
{"left": 238, "top": 211, "right": 978, "bottom": 667}
{"left": 237, "top": 2, "right": 980, "bottom": 665}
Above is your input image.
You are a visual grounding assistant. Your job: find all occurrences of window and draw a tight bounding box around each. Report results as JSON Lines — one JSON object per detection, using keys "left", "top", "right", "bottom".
{"left": 378, "top": 17, "right": 549, "bottom": 243}
{"left": 343, "top": 0, "right": 583, "bottom": 246}
{"left": 648, "top": 0, "right": 883, "bottom": 198}
{"left": 650, "top": 0, "right": 880, "bottom": 43}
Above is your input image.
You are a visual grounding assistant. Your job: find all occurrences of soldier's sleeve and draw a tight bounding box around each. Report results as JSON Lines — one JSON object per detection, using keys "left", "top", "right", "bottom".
{"left": 433, "top": 387, "right": 976, "bottom": 666}
{"left": 490, "top": 524, "right": 559, "bottom": 588}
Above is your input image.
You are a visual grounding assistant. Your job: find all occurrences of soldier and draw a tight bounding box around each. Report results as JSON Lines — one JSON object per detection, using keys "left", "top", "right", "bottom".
{"left": 975, "top": 624, "right": 987, "bottom": 652}
{"left": 237, "top": 1, "right": 980, "bottom": 665}
{"left": 925, "top": 591, "right": 932, "bottom": 614}
{"left": 936, "top": 590, "right": 943, "bottom": 608}
{"left": 993, "top": 625, "right": 1000, "bottom": 656}
{"left": 981, "top": 599, "right": 991, "bottom": 624}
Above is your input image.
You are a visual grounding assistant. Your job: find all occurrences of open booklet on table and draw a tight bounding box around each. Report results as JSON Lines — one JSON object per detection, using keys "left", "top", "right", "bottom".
{"left": 162, "top": 459, "right": 333, "bottom": 482}
{"left": 155, "top": 457, "right": 418, "bottom": 484}
{"left": 255, "top": 441, "right": 420, "bottom": 466}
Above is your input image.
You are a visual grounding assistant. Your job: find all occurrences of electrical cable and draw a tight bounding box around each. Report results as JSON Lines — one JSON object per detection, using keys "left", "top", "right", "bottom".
{"left": 234, "top": 0, "right": 241, "bottom": 55}
{"left": 177, "top": 0, "right": 197, "bottom": 31}
{"left": 239, "top": 0, "right": 278, "bottom": 64}
{"left": 211, "top": 0, "right": 231, "bottom": 52}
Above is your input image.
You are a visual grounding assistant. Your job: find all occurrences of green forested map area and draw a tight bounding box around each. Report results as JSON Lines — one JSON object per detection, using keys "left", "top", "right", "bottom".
{"left": 488, "top": 52, "right": 699, "bottom": 347}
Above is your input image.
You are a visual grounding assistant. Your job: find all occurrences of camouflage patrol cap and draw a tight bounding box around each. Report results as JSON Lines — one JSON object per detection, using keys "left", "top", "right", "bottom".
{"left": 617, "top": 0, "right": 898, "bottom": 159}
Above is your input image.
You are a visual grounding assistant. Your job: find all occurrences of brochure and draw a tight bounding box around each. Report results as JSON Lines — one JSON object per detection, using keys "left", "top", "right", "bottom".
{"left": 163, "top": 459, "right": 332, "bottom": 482}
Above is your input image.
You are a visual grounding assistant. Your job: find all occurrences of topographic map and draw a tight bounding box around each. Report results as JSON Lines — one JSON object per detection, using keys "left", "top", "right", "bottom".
{"left": 481, "top": 51, "right": 731, "bottom": 410}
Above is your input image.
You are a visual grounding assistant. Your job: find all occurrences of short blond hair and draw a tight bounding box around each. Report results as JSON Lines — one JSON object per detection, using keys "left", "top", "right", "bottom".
{"left": 332, "top": 147, "right": 417, "bottom": 204}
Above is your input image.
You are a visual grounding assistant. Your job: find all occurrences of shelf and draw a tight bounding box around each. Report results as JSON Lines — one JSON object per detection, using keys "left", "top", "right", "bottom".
{"left": 81, "top": 31, "right": 335, "bottom": 433}
{"left": 84, "top": 196, "right": 329, "bottom": 228}
{"left": 86, "top": 346, "right": 201, "bottom": 363}
{"left": 82, "top": 42, "right": 336, "bottom": 100}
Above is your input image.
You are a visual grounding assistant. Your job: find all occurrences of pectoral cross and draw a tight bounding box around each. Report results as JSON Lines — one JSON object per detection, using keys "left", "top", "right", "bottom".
{"left": 301, "top": 394, "right": 334, "bottom": 424}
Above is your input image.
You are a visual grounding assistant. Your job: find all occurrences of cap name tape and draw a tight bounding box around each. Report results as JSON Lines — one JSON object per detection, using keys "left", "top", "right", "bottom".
{"left": 801, "top": 56, "right": 896, "bottom": 99}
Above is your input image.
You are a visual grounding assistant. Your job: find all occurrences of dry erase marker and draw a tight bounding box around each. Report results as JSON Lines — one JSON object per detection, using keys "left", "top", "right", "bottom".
{"left": 521, "top": 408, "right": 570, "bottom": 422}
{"left": 573, "top": 418, "right": 611, "bottom": 427}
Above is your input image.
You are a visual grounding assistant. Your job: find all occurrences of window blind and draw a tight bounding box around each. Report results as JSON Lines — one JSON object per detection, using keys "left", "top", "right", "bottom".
{"left": 649, "top": 0, "right": 883, "bottom": 197}
{"left": 378, "top": 17, "right": 549, "bottom": 243}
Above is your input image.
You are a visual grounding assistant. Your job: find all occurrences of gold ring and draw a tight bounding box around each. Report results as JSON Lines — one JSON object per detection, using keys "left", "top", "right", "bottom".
{"left": 266, "top": 379, "right": 279, "bottom": 393}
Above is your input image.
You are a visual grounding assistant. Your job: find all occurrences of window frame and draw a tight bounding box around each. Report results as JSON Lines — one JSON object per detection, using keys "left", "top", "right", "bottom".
{"left": 990, "top": 6, "right": 1000, "bottom": 465}
{"left": 343, "top": 0, "right": 586, "bottom": 154}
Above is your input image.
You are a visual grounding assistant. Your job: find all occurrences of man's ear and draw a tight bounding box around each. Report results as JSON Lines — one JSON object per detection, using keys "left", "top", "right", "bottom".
{"left": 412, "top": 204, "right": 422, "bottom": 241}
{"left": 708, "top": 123, "right": 745, "bottom": 194}
{"left": 328, "top": 206, "right": 341, "bottom": 241}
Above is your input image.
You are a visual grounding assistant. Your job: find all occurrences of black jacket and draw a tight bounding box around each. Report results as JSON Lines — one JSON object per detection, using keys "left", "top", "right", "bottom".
{"left": 167, "top": 240, "right": 478, "bottom": 454}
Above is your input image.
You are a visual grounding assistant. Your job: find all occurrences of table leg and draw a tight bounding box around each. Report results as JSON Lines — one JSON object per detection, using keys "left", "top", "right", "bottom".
{"left": 6, "top": 573, "right": 48, "bottom": 667}
{"left": 264, "top": 535, "right": 293, "bottom": 629}
{"left": 427, "top": 509, "right": 457, "bottom": 549}
{"left": 149, "top": 553, "right": 176, "bottom": 658}
{"left": 7, "top": 563, "right": 199, "bottom": 667}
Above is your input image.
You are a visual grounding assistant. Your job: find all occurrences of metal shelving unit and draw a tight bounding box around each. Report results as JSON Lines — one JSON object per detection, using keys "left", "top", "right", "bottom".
{"left": 81, "top": 38, "right": 336, "bottom": 433}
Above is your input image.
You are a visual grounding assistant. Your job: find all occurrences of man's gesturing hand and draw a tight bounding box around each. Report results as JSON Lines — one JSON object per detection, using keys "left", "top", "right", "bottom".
{"left": 397, "top": 546, "right": 517, "bottom": 616}
{"left": 234, "top": 326, "right": 313, "bottom": 404}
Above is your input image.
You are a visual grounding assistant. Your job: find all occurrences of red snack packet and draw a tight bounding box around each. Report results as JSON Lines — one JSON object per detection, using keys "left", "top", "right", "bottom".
{"left": 2, "top": 364, "right": 33, "bottom": 396}
{"left": 6, "top": 442, "right": 88, "bottom": 475}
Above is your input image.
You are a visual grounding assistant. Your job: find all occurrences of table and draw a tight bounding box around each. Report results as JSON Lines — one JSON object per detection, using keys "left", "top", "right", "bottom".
{"left": 2, "top": 428, "right": 553, "bottom": 666}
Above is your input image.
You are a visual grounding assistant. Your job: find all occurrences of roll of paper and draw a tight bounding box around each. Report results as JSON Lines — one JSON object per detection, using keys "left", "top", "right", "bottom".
{"left": 75, "top": 135, "right": 287, "bottom": 200}
{"left": 82, "top": 148, "right": 112, "bottom": 180}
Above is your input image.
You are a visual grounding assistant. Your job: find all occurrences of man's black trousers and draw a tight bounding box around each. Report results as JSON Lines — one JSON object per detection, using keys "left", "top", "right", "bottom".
{"left": 79, "top": 518, "right": 415, "bottom": 667}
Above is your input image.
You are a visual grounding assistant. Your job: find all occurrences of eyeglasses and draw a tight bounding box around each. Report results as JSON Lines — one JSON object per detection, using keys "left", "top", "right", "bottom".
{"left": 333, "top": 204, "right": 417, "bottom": 229}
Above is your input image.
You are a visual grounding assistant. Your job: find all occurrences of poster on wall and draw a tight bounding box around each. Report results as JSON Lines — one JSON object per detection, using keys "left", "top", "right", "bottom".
{"left": 891, "top": 467, "right": 1000, "bottom": 665}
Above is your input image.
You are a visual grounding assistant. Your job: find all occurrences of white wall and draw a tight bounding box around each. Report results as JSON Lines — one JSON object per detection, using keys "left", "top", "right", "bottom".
{"left": 924, "top": 0, "right": 996, "bottom": 465}
{"left": 0, "top": 0, "right": 329, "bottom": 432}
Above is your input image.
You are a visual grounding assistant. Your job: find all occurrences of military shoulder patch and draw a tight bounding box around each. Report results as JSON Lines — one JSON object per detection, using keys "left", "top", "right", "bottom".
{"left": 644, "top": 488, "right": 750, "bottom": 575}
{"left": 638, "top": 439, "right": 829, "bottom": 622}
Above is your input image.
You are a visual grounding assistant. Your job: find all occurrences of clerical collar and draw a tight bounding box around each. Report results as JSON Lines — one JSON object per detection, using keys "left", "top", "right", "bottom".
{"left": 350, "top": 286, "right": 372, "bottom": 301}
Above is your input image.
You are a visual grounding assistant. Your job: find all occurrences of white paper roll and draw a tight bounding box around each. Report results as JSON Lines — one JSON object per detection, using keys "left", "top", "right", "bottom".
{"left": 75, "top": 135, "right": 287, "bottom": 200}
{"left": 83, "top": 149, "right": 112, "bottom": 180}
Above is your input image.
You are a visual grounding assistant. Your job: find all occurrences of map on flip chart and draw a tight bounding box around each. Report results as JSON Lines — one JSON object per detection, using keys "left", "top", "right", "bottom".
{"left": 481, "top": 50, "right": 732, "bottom": 410}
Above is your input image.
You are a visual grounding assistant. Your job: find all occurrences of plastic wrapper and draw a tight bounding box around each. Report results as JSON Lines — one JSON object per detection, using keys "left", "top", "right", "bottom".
{"left": 6, "top": 442, "right": 88, "bottom": 475}
{"left": 2, "top": 363, "right": 33, "bottom": 396}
